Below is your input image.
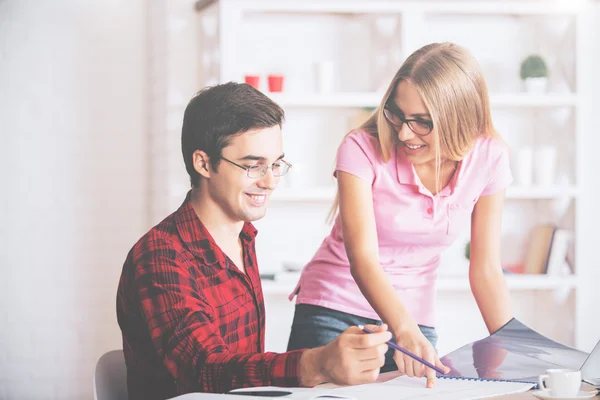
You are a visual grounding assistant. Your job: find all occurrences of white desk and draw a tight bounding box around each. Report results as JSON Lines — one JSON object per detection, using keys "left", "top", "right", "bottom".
{"left": 167, "top": 372, "right": 598, "bottom": 400}
{"left": 320, "top": 371, "right": 598, "bottom": 400}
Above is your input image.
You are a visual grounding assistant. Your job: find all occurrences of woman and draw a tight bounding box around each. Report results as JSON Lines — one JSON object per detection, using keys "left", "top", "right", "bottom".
{"left": 287, "top": 42, "right": 514, "bottom": 387}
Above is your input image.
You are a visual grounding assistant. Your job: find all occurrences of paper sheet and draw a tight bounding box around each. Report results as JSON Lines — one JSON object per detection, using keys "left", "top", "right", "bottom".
{"left": 229, "top": 376, "right": 533, "bottom": 400}
{"left": 329, "top": 376, "right": 534, "bottom": 400}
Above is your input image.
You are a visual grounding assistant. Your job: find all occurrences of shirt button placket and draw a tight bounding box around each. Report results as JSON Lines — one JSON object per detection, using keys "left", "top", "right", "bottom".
{"left": 425, "top": 196, "right": 435, "bottom": 223}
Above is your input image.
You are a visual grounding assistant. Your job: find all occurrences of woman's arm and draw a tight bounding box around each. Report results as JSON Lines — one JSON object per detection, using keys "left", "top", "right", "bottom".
{"left": 469, "top": 190, "right": 513, "bottom": 334}
{"left": 337, "top": 171, "right": 446, "bottom": 382}
{"left": 337, "top": 171, "right": 414, "bottom": 335}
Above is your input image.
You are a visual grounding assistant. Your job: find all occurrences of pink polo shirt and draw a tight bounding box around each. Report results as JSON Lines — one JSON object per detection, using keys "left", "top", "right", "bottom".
{"left": 291, "top": 130, "right": 513, "bottom": 327}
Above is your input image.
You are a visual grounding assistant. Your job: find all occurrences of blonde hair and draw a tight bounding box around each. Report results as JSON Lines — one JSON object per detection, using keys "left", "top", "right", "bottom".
{"left": 327, "top": 42, "right": 499, "bottom": 223}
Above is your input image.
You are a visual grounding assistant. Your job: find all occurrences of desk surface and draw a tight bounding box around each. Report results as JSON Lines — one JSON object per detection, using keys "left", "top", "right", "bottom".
{"left": 491, "top": 387, "right": 598, "bottom": 400}
{"left": 320, "top": 371, "right": 599, "bottom": 399}
{"left": 168, "top": 372, "right": 598, "bottom": 399}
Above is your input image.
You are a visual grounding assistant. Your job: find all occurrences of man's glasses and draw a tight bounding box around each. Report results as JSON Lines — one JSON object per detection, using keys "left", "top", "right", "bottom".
{"left": 383, "top": 103, "right": 434, "bottom": 136}
{"left": 221, "top": 157, "right": 292, "bottom": 179}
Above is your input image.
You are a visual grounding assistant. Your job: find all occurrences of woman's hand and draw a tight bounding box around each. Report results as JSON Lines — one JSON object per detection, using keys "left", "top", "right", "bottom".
{"left": 393, "top": 323, "right": 449, "bottom": 388}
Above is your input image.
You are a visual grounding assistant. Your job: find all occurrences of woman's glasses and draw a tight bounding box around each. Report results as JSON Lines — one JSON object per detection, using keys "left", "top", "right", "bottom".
{"left": 383, "top": 103, "right": 434, "bottom": 136}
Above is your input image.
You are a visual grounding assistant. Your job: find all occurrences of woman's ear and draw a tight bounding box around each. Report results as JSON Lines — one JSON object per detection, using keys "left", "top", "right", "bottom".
{"left": 193, "top": 150, "right": 211, "bottom": 178}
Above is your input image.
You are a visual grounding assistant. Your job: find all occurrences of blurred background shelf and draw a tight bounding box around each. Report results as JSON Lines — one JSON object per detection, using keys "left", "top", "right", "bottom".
{"left": 199, "top": 0, "right": 581, "bottom": 15}
{"left": 185, "top": 0, "right": 595, "bottom": 355}
{"left": 268, "top": 92, "right": 578, "bottom": 109}
{"left": 261, "top": 274, "right": 578, "bottom": 296}
{"left": 271, "top": 186, "right": 580, "bottom": 202}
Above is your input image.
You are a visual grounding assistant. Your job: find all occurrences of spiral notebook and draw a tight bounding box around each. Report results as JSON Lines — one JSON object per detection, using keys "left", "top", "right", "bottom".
{"left": 437, "top": 318, "right": 589, "bottom": 385}
{"left": 231, "top": 376, "right": 534, "bottom": 400}
{"left": 330, "top": 375, "right": 532, "bottom": 400}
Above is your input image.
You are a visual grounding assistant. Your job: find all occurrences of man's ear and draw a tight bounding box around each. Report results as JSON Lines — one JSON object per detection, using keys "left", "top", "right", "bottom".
{"left": 193, "top": 150, "right": 211, "bottom": 179}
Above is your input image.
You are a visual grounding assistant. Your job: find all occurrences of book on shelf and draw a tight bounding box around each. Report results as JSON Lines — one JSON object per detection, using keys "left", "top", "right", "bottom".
{"left": 545, "top": 228, "right": 573, "bottom": 276}
{"left": 522, "top": 224, "right": 573, "bottom": 275}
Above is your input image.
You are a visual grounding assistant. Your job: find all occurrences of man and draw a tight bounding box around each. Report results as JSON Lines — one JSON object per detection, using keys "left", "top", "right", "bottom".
{"left": 117, "top": 82, "right": 391, "bottom": 400}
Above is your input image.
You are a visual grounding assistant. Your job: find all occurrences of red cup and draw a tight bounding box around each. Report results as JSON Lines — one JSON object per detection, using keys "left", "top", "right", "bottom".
{"left": 244, "top": 75, "right": 260, "bottom": 89}
{"left": 267, "top": 74, "right": 284, "bottom": 92}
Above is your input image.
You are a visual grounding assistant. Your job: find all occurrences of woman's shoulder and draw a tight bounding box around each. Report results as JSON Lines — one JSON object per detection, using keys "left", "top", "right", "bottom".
{"left": 345, "top": 128, "right": 378, "bottom": 144}
{"left": 471, "top": 134, "right": 510, "bottom": 163}
{"left": 339, "top": 129, "right": 381, "bottom": 156}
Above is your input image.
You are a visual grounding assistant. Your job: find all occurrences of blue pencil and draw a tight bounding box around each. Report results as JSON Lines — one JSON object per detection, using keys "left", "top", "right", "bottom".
{"left": 358, "top": 325, "right": 446, "bottom": 375}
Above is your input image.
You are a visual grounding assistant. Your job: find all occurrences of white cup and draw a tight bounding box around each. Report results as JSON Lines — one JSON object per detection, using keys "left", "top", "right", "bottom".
{"left": 535, "top": 146, "right": 557, "bottom": 187}
{"left": 538, "top": 368, "right": 581, "bottom": 397}
{"left": 514, "top": 147, "right": 533, "bottom": 187}
{"left": 315, "top": 61, "right": 335, "bottom": 93}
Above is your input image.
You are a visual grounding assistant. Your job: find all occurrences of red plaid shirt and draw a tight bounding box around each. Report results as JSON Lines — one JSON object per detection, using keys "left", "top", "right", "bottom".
{"left": 117, "top": 194, "right": 304, "bottom": 399}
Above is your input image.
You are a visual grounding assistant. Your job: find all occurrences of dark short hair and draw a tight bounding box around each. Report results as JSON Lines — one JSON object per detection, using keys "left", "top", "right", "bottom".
{"left": 181, "top": 82, "right": 285, "bottom": 187}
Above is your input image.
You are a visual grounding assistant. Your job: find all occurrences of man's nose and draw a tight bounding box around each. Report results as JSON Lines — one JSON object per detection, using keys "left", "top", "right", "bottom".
{"left": 256, "top": 168, "right": 278, "bottom": 190}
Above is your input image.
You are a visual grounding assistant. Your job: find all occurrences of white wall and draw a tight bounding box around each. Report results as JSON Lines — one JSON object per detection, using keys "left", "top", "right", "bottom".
{"left": 576, "top": 3, "right": 600, "bottom": 352}
{"left": 0, "top": 1, "right": 147, "bottom": 399}
{"left": 149, "top": 0, "right": 200, "bottom": 225}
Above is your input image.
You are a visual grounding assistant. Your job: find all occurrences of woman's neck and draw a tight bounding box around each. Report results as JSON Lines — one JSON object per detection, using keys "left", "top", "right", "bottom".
{"left": 413, "top": 159, "right": 458, "bottom": 195}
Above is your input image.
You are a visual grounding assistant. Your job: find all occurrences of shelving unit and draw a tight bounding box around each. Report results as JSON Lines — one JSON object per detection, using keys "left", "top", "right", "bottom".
{"left": 267, "top": 92, "right": 578, "bottom": 109}
{"left": 191, "top": 0, "right": 591, "bottom": 351}
{"left": 261, "top": 274, "right": 579, "bottom": 296}
{"left": 196, "top": 0, "right": 582, "bottom": 15}
{"left": 272, "top": 185, "right": 580, "bottom": 202}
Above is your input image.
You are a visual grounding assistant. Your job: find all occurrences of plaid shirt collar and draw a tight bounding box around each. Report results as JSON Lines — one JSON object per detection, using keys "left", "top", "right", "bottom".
{"left": 174, "top": 191, "right": 258, "bottom": 270}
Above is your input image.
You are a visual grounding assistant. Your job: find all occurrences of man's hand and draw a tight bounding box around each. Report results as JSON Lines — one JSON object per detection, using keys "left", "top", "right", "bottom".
{"left": 299, "top": 324, "right": 391, "bottom": 387}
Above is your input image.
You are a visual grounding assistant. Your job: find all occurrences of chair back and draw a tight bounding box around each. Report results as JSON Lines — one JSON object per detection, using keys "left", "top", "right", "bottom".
{"left": 93, "top": 349, "right": 128, "bottom": 400}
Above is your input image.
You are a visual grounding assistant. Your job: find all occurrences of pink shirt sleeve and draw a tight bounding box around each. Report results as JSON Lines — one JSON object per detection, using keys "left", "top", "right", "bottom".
{"left": 481, "top": 139, "right": 513, "bottom": 196}
{"left": 335, "top": 131, "right": 377, "bottom": 183}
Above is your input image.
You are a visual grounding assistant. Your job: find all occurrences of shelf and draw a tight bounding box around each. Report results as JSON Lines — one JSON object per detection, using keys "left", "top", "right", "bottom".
{"left": 271, "top": 187, "right": 336, "bottom": 202}
{"left": 267, "top": 92, "right": 577, "bottom": 109}
{"left": 491, "top": 93, "right": 578, "bottom": 108}
{"left": 271, "top": 186, "right": 579, "bottom": 203}
{"left": 506, "top": 186, "right": 579, "bottom": 199}
{"left": 268, "top": 93, "right": 381, "bottom": 108}
{"left": 437, "top": 274, "right": 578, "bottom": 291}
{"left": 261, "top": 274, "right": 578, "bottom": 296}
{"left": 215, "top": 1, "right": 580, "bottom": 16}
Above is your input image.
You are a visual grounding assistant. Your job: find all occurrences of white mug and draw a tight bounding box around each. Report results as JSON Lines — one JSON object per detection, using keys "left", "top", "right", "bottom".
{"left": 538, "top": 368, "right": 581, "bottom": 397}
{"left": 514, "top": 147, "right": 533, "bottom": 186}
{"left": 315, "top": 61, "right": 335, "bottom": 93}
{"left": 535, "top": 146, "right": 557, "bottom": 187}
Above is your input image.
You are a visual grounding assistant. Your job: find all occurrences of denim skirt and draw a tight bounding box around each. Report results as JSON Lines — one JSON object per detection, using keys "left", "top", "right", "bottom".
{"left": 287, "top": 304, "right": 438, "bottom": 373}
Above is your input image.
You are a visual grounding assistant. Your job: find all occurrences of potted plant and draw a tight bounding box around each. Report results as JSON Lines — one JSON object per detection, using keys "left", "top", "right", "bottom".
{"left": 520, "top": 54, "right": 549, "bottom": 93}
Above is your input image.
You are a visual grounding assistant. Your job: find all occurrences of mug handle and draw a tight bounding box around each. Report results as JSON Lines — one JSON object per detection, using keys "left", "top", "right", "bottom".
{"left": 538, "top": 374, "right": 549, "bottom": 390}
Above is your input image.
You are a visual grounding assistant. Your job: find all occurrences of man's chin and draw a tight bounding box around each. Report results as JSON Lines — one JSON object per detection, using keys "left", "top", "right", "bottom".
{"left": 242, "top": 207, "right": 268, "bottom": 222}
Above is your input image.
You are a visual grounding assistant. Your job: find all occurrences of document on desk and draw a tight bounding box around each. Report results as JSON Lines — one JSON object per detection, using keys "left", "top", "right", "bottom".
{"left": 329, "top": 375, "right": 534, "bottom": 400}
{"left": 230, "top": 376, "right": 533, "bottom": 400}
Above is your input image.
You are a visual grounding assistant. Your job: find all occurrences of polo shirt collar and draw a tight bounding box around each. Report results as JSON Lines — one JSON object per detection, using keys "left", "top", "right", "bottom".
{"left": 395, "top": 145, "right": 463, "bottom": 198}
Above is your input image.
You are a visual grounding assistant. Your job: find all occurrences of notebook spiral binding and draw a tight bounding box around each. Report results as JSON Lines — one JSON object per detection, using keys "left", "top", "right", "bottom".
{"left": 438, "top": 376, "right": 539, "bottom": 389}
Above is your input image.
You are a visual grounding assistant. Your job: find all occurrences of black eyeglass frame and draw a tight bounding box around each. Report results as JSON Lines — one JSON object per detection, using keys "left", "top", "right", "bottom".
{"left": 221, "top": 156, "right": 292, "bottom": 179}
{"left": 383, "top": 102, "right": 434, "bottom": 136}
